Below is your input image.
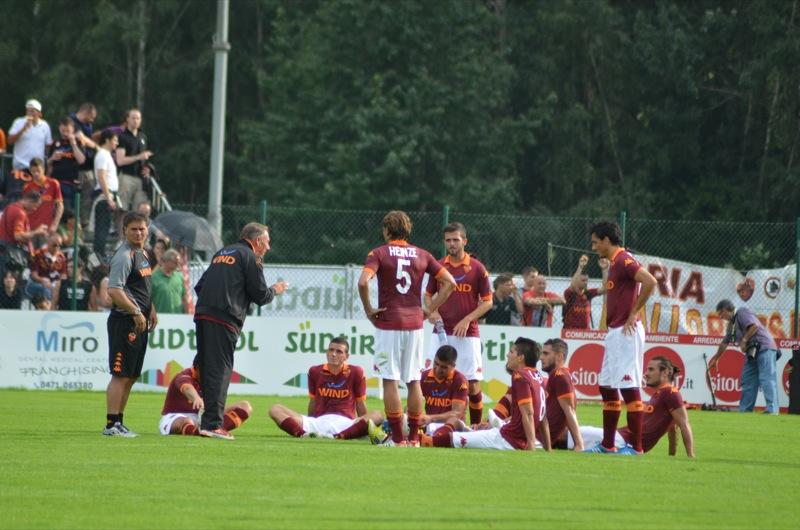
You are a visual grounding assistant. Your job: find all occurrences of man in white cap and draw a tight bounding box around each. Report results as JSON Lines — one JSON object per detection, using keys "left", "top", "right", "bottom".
{"left": 7, "top": 99, "right": 53, "bottom": 171}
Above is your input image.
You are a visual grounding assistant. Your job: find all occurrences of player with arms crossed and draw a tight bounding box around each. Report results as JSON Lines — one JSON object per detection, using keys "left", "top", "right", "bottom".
{"left": 358, "top": 211, "right": 456, "bottom": 446}
{"left": 563, "top": 357, "right": 695, "bottom": 457}
{"left": 421, "top": 338, "right": 549, "bottom": 451}
{"left": 585, "top": 220, "right": 656, "bottom": 455}
{"left": 424, "top": 222, "right": 493, "bottom": 425}
{"left": 269, "top": 337, "right": 384, "bottom": 440}
{"left": 159, "top": 365, "right": 252, "bottom": 437}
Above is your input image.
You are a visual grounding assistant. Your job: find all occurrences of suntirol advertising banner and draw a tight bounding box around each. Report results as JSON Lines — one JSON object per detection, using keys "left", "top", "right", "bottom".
{"left": 0, "top": 311, "right": 794, "bottom": 411}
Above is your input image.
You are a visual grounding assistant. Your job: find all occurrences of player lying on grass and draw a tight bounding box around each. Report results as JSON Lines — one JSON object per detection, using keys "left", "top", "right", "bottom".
{"left": 419, "top": 338, "right": 550, "bottom": 451}
{"left": 159, "top": 365, "right": 251, "bottom": 438}
{"left": 487, "top": 338, "right": 585, "bottom": 451}
{"left": 564, "top": 357, "right": 695, "bottom": 457}
{"left": 374, "top": 345, "right": 470, "bottom": 444}
{"left": 269, "top": 337, "right": 384, "bottom": 440}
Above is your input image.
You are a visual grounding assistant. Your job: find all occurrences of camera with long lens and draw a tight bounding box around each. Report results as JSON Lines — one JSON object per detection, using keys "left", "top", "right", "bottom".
{"left": 745, "top": 338, "right": 760, "bottom": 360}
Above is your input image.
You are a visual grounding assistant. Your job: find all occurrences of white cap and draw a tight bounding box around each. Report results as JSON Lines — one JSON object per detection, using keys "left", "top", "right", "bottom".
{"left": 25, "top": 99, "right": 42, "bottom": 112}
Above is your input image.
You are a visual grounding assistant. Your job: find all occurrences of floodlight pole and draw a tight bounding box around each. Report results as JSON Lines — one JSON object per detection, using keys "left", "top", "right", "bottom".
{"left": 208, "top": 0, "right": 230, "bottom": 236}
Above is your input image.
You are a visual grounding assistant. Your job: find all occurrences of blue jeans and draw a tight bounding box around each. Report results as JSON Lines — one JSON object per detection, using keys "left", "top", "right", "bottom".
{"left": 739, "top": 349, "right": 779, "bottom": 413}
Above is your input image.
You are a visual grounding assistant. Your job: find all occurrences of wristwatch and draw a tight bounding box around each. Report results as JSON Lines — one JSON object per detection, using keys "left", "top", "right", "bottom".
{"left": 133, "top": 308, "right": 142, "bottom": 316}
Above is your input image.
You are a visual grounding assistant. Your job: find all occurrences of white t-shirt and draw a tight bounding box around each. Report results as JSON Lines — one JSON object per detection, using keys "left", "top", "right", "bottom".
{"left": 9, "top": 117, "right": 52, "bottom": 169}
{"left": 93, "top": 148, "right": 119, "bottom": 193}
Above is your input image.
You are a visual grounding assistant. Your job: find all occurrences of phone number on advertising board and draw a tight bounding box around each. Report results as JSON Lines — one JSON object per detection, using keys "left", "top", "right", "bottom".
{"left": 34, "top": 381, "right": 94, "bottom": 390}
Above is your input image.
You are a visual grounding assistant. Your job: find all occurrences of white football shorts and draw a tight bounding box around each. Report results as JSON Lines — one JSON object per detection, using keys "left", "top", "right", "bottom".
{"left": 374, "top": 328, "right": 425, "bottom": 383}
{"left": 159, "top": 412, "right": 199, "bottom": 435}
{"left": 450, "top": 428, "right": 515, "bottom": 450}
{"left": 599, "top": 322, "right": 645, "bottom": 389}
{"left": 426, "top": 335, "right": 483, "bottom": 380}
{"left": 302, "top": 413, "right": 356, "bottom": 435}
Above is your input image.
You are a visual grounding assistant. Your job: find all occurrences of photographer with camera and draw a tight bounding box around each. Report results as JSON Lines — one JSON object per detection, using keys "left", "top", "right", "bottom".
{"left": 709, "top": 299, "right": 779, "bottom": 414}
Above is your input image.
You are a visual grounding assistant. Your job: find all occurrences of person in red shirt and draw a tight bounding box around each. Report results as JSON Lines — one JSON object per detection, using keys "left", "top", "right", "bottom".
{"left": 159, "top": 365, "right": 252, "bottom": 436}
{"left": 419, "top": 345, "right": 469, "bottom": 433}
{"left": 564, "top": 357, "right": 695, "bottom": 457}
{"left": 0, "top": 190, "right": 47, "bottom": 247}
{"left": 358, "top": 210, "right": 456, "bottom": 446}
{"left": 522, "top": 275, "right": 565, "bottom": 327}
{"left": 21, "top": 157, "right": 63, "bottom": 244}
{"left": 563, "top": 254, "right": 608, "bottom": 329}
{"left": 585, "top": 220, "right": 656, "bottom": 455}
{"left": 424, "top": 222, "right": 493, "bottom": 424}
{"left": 420, "top": 337, "right": 550, "bottom": 451}
{"left": 269, "top": 337, "right": 384, "bottom": 440}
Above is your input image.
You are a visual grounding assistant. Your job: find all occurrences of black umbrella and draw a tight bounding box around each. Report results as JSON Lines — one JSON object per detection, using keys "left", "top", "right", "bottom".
{"left": 152, "top": 210, "right": 224, "bottom": 253}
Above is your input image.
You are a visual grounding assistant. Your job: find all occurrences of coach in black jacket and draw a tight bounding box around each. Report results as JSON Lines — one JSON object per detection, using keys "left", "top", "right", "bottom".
{"left": 193, "top": 222, "right": 289, "bottom": 439}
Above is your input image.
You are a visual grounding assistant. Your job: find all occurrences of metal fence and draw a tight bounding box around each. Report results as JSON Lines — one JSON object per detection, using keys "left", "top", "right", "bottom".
{"left": 164, "top": 203, "right": 799, "bottom": 330}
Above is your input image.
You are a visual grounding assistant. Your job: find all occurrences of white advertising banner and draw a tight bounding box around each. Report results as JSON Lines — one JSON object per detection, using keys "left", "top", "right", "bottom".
{"left": 0, "top": 311, "right": 794, "bottom": 411}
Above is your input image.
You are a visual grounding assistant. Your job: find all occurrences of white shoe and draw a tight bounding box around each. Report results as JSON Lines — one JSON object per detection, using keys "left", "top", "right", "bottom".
{"left": 455, "top": 419, "right": 473, "bottom": 432}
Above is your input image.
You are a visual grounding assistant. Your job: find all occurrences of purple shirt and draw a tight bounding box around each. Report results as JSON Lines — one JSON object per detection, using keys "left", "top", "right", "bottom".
{"left": 721, "top": 307, "right": 777, "bottom": 351}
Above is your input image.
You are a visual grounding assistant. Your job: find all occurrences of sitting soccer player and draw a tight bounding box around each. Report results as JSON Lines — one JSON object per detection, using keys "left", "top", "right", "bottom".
{"left": 159, "top": 365, "right": 252, "bottom": 439}
{"left": 568, "top": 357, "right": 695, "bottom": 457}
{"left": 488, "top": 338, "right": 585, "bottom": 451}
{"left": 420, "top": 338, "right": 550, "bottom": 451}
{"left": 269, "top": 337, "right": 384, "bottom": 440}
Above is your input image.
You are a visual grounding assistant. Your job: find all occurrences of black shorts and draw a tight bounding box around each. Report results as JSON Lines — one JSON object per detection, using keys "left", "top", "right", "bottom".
{"left": 107, "top": 317, "right": 148, "bottom": 378}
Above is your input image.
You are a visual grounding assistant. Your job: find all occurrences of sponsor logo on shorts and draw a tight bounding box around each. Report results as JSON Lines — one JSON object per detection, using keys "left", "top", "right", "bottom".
{"left": 459, "top": 436, "right": 468, "bottom": 447}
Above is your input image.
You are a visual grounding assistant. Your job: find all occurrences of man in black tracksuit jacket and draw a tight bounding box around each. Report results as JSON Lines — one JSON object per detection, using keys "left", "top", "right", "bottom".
{"left": 193, "top": 222, "right": 289, "bottom": 439}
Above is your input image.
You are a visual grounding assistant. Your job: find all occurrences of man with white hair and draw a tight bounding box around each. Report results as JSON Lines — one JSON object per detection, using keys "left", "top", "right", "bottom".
{"left": 7, "top": 99, "right": 53, "bottom": 171}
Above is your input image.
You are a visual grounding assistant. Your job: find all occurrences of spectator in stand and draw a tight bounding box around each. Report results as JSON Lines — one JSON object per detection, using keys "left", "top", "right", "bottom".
{"left": 58, "top": 209, "right": 86, "bottom": 262}
{"left": 518, "top": 266, "right": 538, "bottom": 298}
{"left": 482, "top": 273, "right": 523, "bottom": 326}
{"left": 52, "top": 258, "right": 97, "bottom": 311}
{"left": 91, "top": 130, "right": 120, "bottom": 257}
{"left": 135, "top": 201, "right": 167, "bottom": 247}
{"left": 0, "top": 190, "right": 48, "bottom": 247}
{"left": 48, "top": 117, "right": 87, "bottom": 208}
{"left": 150, "top": 239, "right": 167, "bottom": 271}
{"left": 22, "top": 158, "right": 64, "bottom": 245}
{"left": 563, "top": 254, "right": 609, "bottom": 329}
{"left": 0, "top": 166, "right": 33, "bottom": 209}
{"left": 522, "top": 275, "right": 566, "bottom": 327}
{"left": 70, "top": 103, "right": 98, "bottom": 226}
{"left": 115, "top": 109, "right": 152, "bottom": 212}
{"left": 32, "top": 291, "right": 50, "bottom": 310}
{"left": 26, "top": 233, "right": 67, "bottom": 301}
{"left": 151, "top": 249, "right": 188, "bottom": 314}
{"left": 7, "top": 99, "right": 52, "bottom": 171}
{"left": 88, "top": 264, "right": 113, "bottom": 311}
{"left": 0, "top": 270, "right": 23, "bottom": 309}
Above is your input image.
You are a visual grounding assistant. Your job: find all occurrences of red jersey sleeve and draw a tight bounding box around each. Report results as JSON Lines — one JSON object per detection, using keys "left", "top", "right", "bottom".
{"left": 353, "top": 365, "right": 367, "bottom": 402}
{"left": 307, "top": 366, "right": 319, "bottom": 399}
{"left": 549, "top": 368, "right": 575, "bottom": 400}
{"left": 452, "top": 371, "right": 469, "bottom": 404}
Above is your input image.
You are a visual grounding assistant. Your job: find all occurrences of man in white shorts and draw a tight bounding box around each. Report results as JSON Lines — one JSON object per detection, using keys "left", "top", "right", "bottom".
{"left": 359, "top": 211, "right": 456, "bottom": 446}
{"left": 586, "top": 220, "right": 656, "bottom": 455}
{"left": 159, "top": 365, "right": 251, "bottom": 437}
{"left": 268, "top": 337, "right": 384, "bottom": 440}
{"left": 424, "top": 222, "right": 493, "bottom": 425}
{"left": 421, "top": 338, "right": 550, "bottom": 452}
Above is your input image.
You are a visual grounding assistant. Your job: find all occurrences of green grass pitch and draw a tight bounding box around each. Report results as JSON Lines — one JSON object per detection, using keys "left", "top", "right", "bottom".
{"left": 1, "top": 389, "right": 798, "bottom": 529}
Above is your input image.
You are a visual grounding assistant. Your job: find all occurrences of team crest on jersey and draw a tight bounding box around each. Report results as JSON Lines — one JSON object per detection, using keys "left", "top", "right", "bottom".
{"left": 128, "top": 332, "right": 136, "bottom": 342}
{"left": 424, "top": 358, "right": 432, "bottom": 369}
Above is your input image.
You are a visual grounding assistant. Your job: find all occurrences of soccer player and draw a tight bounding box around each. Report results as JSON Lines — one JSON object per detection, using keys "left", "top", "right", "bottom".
{"left": 419, "top": 345, "right": 470, "bottom": 434}
{"left": 424, "top": 222, "right": 493, "bottom": 425}
{"left": 487, "top": 338, "right": 584, "bottom": 451}
{"left": 421, "top": 338, "right": 550, "bottom": 452}
{"left": 358, "top": 211, "right": 456, "bottom": 446}
{"left": 103, "top": 211, "right": 158, "bottom": 437}
{"left": 585, "top": 220, "right": 656, "bottom": 454}
{"left": 562, "top": 357, "right": 695, "bottom": 457}
{"left": 269, "top": 337, "right": 384, "bottom": 440}
{"left": 159, "top": 365, "right": 252, "bottom": 437}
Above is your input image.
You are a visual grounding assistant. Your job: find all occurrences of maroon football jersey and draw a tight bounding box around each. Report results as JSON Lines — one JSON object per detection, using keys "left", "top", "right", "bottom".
{"left": 420, "top": 368, "right": 469, "bottom": 418}
{"left": 308, "top": 363, "right": 366, "bottom": 420}
{"left": 363, "top": 240, "right": 445, "bottom": 330}
{"left": 501, "top": 367, "right": 545, "bottom": 450}
{"left": 542, "top": 366, "right": 576, "bottom": 442}
{"left": 161, "top": 367, "right": 201, "bottom": 415}
{"left": 30, "top": 248, "right": 67, "bottom": 282}
{"left": 619, "top": 384, "right": 684, "bottom": 453}
{"left": 605, "top": 248, "right": 642, "bottom": 328}
{"left": 425, "top": 254, "right": 492, "bottom": 338}
{"left": 562, "top": 288, "right": 600, "bottom": 329}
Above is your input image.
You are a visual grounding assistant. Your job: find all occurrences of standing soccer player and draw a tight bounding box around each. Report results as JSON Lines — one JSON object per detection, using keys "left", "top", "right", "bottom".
{"left": 103, "top": 211, "right": 157, "bottom": 437}
{"left": 424, "top": 222, "right": 492, "bottom": 425}
{"left": 586, "top": 220, "right": 656, "bottom": 454}
{"left": 358, "top": 211, "right": 456, "bottom": 446}
{"left": 193, "top": 222, "right": 289, "bottom": 440}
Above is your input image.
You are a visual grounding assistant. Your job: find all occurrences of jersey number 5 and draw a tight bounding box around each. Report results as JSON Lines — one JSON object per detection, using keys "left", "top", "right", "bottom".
{"left": 395, "top": 259, "right": 411, "bottom": 294}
